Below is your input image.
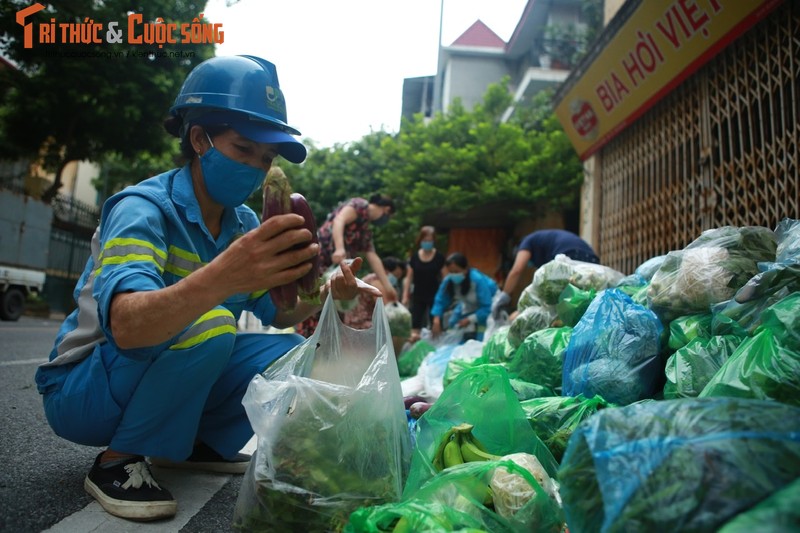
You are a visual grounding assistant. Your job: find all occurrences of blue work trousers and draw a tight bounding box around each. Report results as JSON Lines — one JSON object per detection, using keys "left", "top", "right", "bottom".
{"left": 39, "top": 327, "right": 301, "bottom": 461}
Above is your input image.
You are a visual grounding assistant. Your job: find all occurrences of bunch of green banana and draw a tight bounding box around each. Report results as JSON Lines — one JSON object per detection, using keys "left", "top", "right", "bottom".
{"left": 431, "top": 423, "right": 501, "bottom": 472}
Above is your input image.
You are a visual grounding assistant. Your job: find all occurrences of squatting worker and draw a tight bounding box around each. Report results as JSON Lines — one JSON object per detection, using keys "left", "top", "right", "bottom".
{"left": 431, "top": 252, "right": 497, "bottom": 341}
{"left": 34, "top": 55, "right": 380, "bottom": 522}
{"left": 492, "top": 228, "right": 599, "bottom": 316}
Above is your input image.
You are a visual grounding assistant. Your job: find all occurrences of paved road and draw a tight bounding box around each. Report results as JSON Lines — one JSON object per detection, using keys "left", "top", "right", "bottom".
{"left": 0, "top": 316, "right": 249, "bottom": 533}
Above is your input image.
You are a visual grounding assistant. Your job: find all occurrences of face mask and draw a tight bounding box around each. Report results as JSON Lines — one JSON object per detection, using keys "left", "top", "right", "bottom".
{"left": 199, "top": 135, "right": 265, "bottom": 208}
{"left": 420, "top": 241, "right": 434, "bottom": 251}
{"left": 373, "top": 213, "right": 389, "bottom": 226}
{"left": 448, "top": 273, "right": 465, "bottom": 284}
{"left": 387, "top": 273, "right": 397, "bottom": 287}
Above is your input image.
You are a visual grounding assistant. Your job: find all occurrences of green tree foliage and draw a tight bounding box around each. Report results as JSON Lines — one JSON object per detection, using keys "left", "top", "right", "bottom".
{"left": 0, "top": 0, "right": 214, "bottom": 201}
{"left": 281, "top": 79, "right": 583, "bottom": 260}
{"left": 375, "top": 81, "right": 582, "bottom": 257}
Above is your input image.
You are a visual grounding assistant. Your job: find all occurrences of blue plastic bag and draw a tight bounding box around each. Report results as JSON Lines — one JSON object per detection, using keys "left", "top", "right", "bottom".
{"left": 559, "top": 398, "right": 800, "bottom": 533}
{"left": 562, "top": 289, "right": 664, "bottom": 405}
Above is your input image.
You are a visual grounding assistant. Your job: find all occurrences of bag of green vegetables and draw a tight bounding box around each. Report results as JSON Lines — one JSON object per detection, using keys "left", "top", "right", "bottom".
{"left": 346, "top": 458, "right": 564, "bottom": 533}
{"left": 234, "top": 295, "right": 411, "bottom": 532}
{"left": 403, "top": 365, "right": 557, "bottom": 499}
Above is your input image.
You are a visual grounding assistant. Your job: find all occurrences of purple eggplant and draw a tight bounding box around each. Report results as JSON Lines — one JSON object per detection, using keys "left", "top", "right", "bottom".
{"left": 409, "top": 401, "right": 432, "bottom": 419}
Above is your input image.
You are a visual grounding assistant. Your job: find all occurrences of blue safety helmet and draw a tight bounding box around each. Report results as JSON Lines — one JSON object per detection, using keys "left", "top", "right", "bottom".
{"left": 171, "top": 55, "right": 306, "bottom": 163}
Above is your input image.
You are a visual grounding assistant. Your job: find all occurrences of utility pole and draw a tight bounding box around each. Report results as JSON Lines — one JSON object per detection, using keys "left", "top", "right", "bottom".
{"left": 432, "top": 0, "right": 444, "bottom": 115}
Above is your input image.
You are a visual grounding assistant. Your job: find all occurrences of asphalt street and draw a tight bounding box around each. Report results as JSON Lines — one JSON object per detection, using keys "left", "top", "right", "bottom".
{"left": 0, "top": 316, "right": 247, "bottom": 533}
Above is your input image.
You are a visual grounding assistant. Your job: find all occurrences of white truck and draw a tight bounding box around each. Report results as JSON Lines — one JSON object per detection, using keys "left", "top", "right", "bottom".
{"left": 0, "top": 265, "right": 45, "bottom": 320}
{"left": 0, "top": 189, "right": 52, "bottom": 321}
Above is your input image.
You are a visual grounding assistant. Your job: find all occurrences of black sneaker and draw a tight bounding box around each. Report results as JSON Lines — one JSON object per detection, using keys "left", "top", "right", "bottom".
{"left": 149, "top": 441, "right": 251, "bottom": 475}
{"left": 84, "top": 452, "right": 177, "bottom": 521}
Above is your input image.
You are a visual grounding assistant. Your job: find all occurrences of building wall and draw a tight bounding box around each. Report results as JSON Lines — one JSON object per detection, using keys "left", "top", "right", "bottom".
{"left": 442, "top": 54, "right": 509, "bottom": 111}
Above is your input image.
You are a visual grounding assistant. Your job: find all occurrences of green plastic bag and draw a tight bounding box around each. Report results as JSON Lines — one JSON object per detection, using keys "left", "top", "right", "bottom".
{"left": 760, "top": 291, "right": 800, "bottom": 350}
{"left": 699, "top": 328, "right": 800, "bottom": 406}
{"left": 505, "top": 327, "right": 572, "bottom": 392}
{"left": 479, "top": 326, "right": 515, "bottom": 364}
{"left": 667, "top": 313, "right": 712, "bottom": 352}
{"left": 663, "top": 335, "right": 743, "bottom": 399}
{"left": 397, "top": 340, "right": 434, "bottom": 377}
{"left": 717, "top": 476, "right": 800, "bottom": 533}
{"left": 442, "top": 357, "right": 480, "bottom": 389}
{"left": 710, "top": 286, "right": 790, "bottom": 337}
{"left": 508, "top": 379, "right": 553, "bottom": 401}
{"left": 346, "top": 460, "right": 564, "bottom": 533}
{"left": 444, "top": 363, "right": 553, "bottom": 400}
{"left": 521, "top": 394, "right": 613, "bottom": 462}
{"left": 403, "top": 365, "right": 558, "bottom": 499}
{"left": 556, "top": 284, "right": 595, "bottom": 327}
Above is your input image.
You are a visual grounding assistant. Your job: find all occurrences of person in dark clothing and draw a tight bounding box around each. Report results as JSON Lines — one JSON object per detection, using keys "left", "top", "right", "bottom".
{"left": 402, "top": 226, "right": 445, "bottom": 341}
{"left": 493, "top": 229, "right": 599, "bottom": 315}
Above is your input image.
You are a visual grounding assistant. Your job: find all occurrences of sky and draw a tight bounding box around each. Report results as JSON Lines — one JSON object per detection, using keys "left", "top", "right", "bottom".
{"left": 202, "top": 0, "right": 528, "bottom": 148}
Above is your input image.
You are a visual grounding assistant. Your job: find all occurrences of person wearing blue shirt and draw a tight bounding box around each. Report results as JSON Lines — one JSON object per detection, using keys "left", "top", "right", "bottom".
{"left": 33, "top": 55, "right": 378, "bottom": 522}
{"left": 493, "top": 229, "right": 599, "bottom": 316}
{"left": 431, "top": 252, "right": 498, "bottom": 341}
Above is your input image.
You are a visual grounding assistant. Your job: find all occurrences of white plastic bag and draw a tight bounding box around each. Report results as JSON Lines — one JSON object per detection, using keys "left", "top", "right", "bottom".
{"left": 234, "top": 295, "right": 411, "bottom": 531}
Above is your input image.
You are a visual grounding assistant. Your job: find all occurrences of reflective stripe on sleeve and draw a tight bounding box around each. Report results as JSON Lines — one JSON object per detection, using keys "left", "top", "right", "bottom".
{"left": 96, "top": 238, "right": 168, "bottom": 274}
{"left": 169, "top": 308, "right": 237, "bottom": 350}
{"left": 165, "top": 245, "right": 205, "bottom": 278}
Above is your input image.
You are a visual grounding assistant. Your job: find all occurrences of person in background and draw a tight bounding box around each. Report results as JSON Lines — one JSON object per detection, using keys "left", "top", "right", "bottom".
{"left": 33, "top": 55, "right": 379, "bottom": 522}
{"left": 431, "top": 252, "right": 497, "bottom": 341}
{"left": 492, "top": 229, "right": 599, "bottom": 316}
{"left": 402, "top": 226, "right": 446, "bottom": 342}
{"left": 317, "top": 194, "right": 398, "bottom": 302}
{"left": 344, "top": 256, "right": 406, "bottom": 331}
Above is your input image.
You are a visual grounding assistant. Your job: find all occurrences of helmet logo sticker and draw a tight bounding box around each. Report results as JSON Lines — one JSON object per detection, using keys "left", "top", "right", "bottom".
{"left": 265, "top": 86, "right": 277, "bottom": 102}
{"left": 186, "top": 96, "right": 203, "bottom": 104}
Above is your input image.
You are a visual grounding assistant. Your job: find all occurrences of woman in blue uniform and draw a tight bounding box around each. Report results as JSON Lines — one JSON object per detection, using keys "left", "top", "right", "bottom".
{"left": 34, "top": 55, "right": 378, "bottom": 522}
{"left": 431, "top": 252, "right": 498, "bottom": 341}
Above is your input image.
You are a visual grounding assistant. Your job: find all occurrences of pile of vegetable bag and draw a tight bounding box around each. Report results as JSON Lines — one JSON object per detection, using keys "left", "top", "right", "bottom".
{"left": 355, "top": 220, "right": 800, "bottom": 532}
{"left": 558, "top": 397, "right": 800, "bottom": 533}
{"left": 562, "top": 288, "right": 664, "bottom": 405}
